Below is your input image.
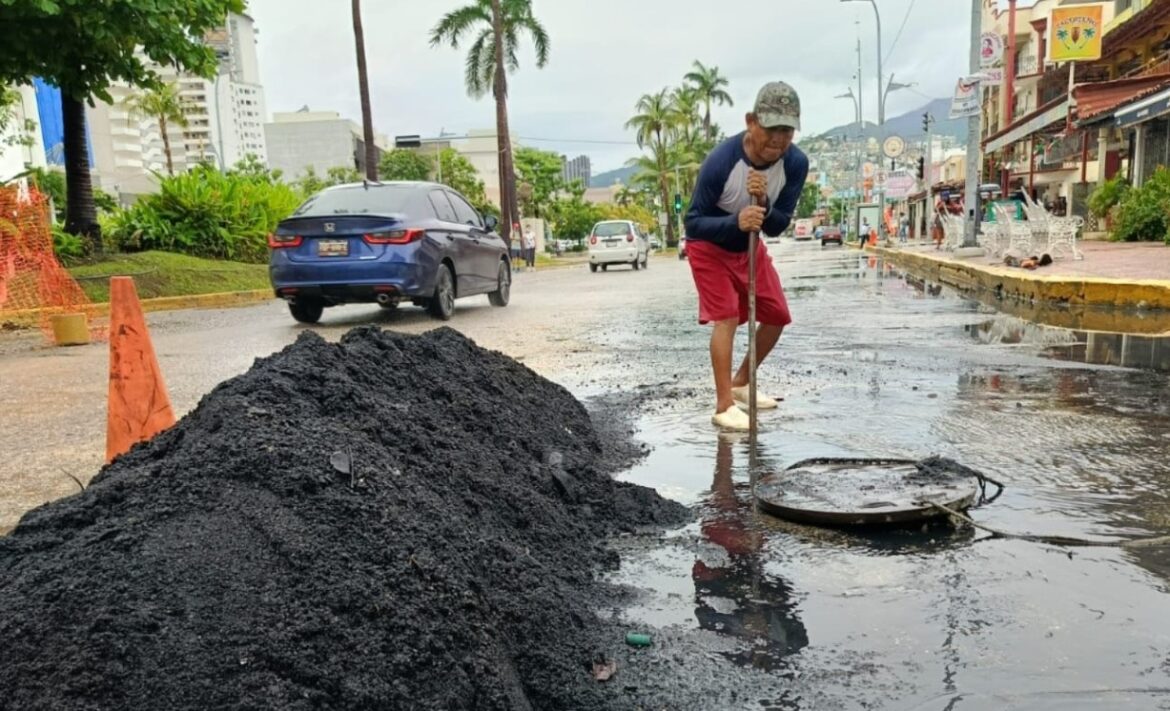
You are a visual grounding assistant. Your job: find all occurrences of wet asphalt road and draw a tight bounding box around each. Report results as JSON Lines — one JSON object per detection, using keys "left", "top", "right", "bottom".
{"left": 4, "top": 242, "right": 1170, "bottom": 709}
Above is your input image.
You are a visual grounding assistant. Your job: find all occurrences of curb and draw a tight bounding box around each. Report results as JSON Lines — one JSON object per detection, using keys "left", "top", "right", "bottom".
{"left": 877, "top": 247, "right": 1170, "bottom": 311}
{"left": 1, "top": 289, "right": 274, "bottom": 328}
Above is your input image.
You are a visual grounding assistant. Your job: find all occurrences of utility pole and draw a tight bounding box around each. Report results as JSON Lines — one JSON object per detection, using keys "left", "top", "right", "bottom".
{"left": 962, "top": 0, "right": 983, "bottom": 251}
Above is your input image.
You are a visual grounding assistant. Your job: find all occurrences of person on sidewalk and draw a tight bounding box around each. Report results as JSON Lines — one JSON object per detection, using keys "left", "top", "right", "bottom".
{"left": 859, "top": 218, "right": 871, "bottom": 247}
{"left": 523, "top": 227, "right": 536, "bottom": 272}
{"left": 684, "top": 81, "right": 808, "bottom": 431}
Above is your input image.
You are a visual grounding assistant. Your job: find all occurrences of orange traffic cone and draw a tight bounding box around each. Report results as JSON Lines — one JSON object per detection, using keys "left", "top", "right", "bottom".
{"left": 105, "top": 276, "right": 175, "bottom": 463}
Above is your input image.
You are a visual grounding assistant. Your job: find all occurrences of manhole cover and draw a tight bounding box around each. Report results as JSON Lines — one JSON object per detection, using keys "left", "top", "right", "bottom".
{"left": 755, "top": 458, "right": 979, "bottom": 527}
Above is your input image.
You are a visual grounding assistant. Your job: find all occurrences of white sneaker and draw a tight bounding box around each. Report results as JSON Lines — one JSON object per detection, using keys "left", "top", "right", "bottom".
{"left": 731, "top": 386, "right": 780, "bottom": 410}
{"left": 711, "top": 405, "right": 751, "bottom": 431}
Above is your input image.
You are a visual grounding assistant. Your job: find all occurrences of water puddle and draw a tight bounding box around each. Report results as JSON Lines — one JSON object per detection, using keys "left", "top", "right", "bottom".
{"left": 599, "top": 243, "right": 1170, "bottom": 707}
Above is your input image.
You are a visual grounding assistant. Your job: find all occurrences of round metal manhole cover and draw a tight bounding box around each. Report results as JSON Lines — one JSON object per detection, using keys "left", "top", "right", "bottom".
{"left": 755, "top": 458, "right": 979, "bottom": 527}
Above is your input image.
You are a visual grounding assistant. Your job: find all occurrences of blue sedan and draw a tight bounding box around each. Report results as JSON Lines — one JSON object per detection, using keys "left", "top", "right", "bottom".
{"left": 268, "top": 182, "right": 511, "bottom": 323}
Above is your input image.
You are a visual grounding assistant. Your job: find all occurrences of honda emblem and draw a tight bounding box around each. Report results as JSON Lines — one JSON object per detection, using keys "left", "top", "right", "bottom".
{"left": 324, "top": 223, "right": 336, "bottom": 233}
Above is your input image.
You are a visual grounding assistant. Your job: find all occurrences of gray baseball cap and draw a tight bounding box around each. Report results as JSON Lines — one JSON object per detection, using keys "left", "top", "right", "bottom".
{"left": 753, "top": 81, "right": 801, "bottom": 131}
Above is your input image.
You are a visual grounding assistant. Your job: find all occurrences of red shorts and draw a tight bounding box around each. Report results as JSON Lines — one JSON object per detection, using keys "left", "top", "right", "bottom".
{"left": 687, "top": 239, "right": 792, "bottom": 327}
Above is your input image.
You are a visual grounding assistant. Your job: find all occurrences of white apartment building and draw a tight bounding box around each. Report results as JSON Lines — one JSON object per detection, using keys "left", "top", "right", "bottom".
{"left": 0, "top": 84, "right": 48, "bottom": 181}
{"left": 88, "top": 12, "right": 268, "bottom": 197}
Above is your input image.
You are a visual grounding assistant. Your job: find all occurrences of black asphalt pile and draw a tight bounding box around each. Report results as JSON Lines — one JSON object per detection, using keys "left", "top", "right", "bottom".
{"left": 0, "top": 326, "right": 687, "bottom": 710}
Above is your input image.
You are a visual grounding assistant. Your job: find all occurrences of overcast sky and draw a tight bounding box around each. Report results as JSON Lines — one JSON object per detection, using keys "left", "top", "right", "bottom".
{"left": 247, "top": 0, "right": 981, "bottom": 173}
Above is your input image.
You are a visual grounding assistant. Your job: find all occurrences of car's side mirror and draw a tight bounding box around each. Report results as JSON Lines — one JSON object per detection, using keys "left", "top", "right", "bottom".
{"left": 483, "top": 214, "right": 499, "bottom": 231}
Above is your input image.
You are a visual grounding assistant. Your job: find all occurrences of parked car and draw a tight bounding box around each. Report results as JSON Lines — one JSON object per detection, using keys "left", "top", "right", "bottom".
{"left": 587, "top": 220, "right": 649, "bottom": 272}
{"left": 268, "top": 181, "right": 510, "bottom": 323}
{"left": 819, "top": 225, "right": 843, "bottom": 247}
{"left": 793, "top": 218, "right": 815, "bottom": 241}
{"left": 650, "top": 236, "right": 662, "bottom": 251}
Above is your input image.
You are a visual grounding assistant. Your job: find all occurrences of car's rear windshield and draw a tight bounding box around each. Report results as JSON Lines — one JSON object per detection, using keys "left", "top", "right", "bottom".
{"left": 293, "top": 186, "right": 416, "bottom": 217}
{"left": 593, "top": 222, "right": 631, "bottom": 237}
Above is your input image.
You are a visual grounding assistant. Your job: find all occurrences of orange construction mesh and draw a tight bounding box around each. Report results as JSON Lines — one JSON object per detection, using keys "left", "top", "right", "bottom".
{"left": 0, "top": 182, "right": 105, "bottom": 341}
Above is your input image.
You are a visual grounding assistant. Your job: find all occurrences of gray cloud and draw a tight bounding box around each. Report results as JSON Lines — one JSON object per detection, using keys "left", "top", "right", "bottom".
{"left": 249, "top": 0, "right": 970, "bottom": 171}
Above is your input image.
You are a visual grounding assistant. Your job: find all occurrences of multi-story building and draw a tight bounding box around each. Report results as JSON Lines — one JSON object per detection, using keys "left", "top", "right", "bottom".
{"left": 561, "top": 154, "right": 591, "bottom": 187}
{"left": 0, "top": 83, "right": 49, "bottom": 180}
{"left": 87, "top": 12, "right": 268, "bottom": 197}
{"left": 980, "top": 0, "right": 1170, "bottom": 226}
{"left": 264, "top": 109, "right": 386, "bottom": 180}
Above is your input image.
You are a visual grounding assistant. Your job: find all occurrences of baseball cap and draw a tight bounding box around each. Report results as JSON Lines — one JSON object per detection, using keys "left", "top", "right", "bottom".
{"left": 753, "top": 81, "right": 801, "bottom": 131}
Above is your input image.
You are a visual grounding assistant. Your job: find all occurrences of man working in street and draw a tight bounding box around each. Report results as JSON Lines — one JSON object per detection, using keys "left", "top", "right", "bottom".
{"left": 684, "top": 81, "right": 808, "bottom": 431}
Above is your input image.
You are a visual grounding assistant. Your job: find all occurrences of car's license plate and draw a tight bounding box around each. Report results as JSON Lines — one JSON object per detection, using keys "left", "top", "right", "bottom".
{"left": 317, "top": 239, "right": 348, "bottom": 257}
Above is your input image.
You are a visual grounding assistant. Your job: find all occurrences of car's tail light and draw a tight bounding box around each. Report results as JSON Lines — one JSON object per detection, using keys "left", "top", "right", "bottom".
{"left": 364, "top": 229, "right": 425, "bottom": 245}
{"left": 626, "top": 231, "right": 634, "bottom": 243}
{"left": 268, "top": 233, "right": 302, "bottom": 248}
{"left": 589, "top": 235, "right": 597, "bottom": 245}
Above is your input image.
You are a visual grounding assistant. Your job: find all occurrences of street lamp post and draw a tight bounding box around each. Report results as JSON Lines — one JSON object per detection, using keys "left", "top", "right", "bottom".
{"left": 842, "top": 0, "right": 886, "bottom": 231}
{"left": 835, "top": 87, "right": 862, "bottom": 239}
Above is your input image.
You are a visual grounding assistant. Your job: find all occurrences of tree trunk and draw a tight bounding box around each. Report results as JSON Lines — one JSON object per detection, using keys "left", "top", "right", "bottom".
{"left": 159, "top": 115, "right": 174, "bottom": 176}
{"left": 61, "top": 93, "right": 101, "bottom": 253}
{"left": 491, "top": 0, "right": 520, "bottom": 247}
{"left": 351, "top": 0, "right": 378, "bottom": 181}
{"left": 704, "top": 99, "right": 712, "bottom": 142}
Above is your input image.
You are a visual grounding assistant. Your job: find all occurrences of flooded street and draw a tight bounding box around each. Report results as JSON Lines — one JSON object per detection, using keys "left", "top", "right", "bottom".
{"left": 584, "top": 243, "right": 1170, "bottom": 709}
{"left": 4, "top": 241, "right": 1170, "bottom": 708}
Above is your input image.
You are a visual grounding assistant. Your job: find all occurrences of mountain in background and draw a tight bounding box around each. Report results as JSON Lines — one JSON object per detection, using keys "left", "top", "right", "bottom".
{"left": 590, "top": 164, "right": 638, "bottom": 188}
{"left": 817, "top": 99, "right": 967, "bottom": 141}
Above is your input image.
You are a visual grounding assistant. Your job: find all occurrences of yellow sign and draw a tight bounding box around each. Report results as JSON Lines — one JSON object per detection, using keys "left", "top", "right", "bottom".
{"left": 1048, "top": 4, "right": 1106, "bottom": 62}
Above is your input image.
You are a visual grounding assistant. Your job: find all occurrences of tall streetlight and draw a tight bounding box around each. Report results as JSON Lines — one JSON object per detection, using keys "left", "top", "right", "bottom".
{"left": 841, "top": 0, "right": 884, "bottom": 124}
{"left": 835, "top": 87, "right": 861, "bottom": 237}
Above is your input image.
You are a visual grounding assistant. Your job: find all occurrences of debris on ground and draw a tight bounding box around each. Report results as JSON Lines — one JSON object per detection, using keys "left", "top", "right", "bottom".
{"left": 0, "top": 326, "right": 688, "bottom": 710}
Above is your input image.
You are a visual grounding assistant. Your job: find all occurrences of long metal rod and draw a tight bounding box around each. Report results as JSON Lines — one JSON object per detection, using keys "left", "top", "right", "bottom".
{"left": 747, "top": 194, "right": 764, "bottom": 478}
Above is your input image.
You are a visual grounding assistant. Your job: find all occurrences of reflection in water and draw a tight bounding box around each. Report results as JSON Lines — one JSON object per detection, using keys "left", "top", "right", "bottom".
{"left": 967, "top": 316, "right": 1170, "bottom": 372}
{"left": 693, "top": 435, "right": 808, "bottom": 672}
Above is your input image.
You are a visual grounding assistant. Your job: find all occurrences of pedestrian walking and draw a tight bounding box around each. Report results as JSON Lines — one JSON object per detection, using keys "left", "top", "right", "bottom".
{"left": 523, "top": 227, "right": 536, "bottom": 272}
{"left": 684, "top": 81, "right": 808, "bottom": 431}
{"left": 859, "top": 218, "right": 870, "bottom": 247}
{"left": 898, "top": 212, "right": 909, "bottom": 243}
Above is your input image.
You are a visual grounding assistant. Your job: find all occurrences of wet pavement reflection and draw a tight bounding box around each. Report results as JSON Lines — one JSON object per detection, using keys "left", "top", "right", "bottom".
{"left": 591, "top": 242, "right": 1170, "bottom": 709}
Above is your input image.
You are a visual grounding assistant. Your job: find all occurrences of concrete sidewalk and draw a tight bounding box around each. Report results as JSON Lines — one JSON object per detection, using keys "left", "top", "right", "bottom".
{"left": 876, "top": 240, "right": 1170, "bottom": 311}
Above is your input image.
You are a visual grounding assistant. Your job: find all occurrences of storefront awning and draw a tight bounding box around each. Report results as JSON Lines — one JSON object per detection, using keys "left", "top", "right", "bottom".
{"left": 1074, "top": 74, "right": 1170, "bottom": 126}
{"left": 984, "top": 100, "right": 1069, "bottom": 154}
{"left": 1115, "top": 86, "right": 1170, "bottom": 128}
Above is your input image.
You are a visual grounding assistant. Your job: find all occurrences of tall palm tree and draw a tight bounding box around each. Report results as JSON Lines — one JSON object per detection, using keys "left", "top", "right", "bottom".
{"left": 684, "top": 60, "right": 734, "bottom": 142}
{"left": 430, "top": 0, "right": 549, "bottom": 245}
{"left": 351, "top": 0, "right": 378, "bottom": 180}
{"left": 625, "top": 89, "right": 676, "bottom": 246}
{"left": 123, "top": 82, "right": 189, "bottom": 176}
{"left": 668, "top": 86, "right": 702, "bottom": 148}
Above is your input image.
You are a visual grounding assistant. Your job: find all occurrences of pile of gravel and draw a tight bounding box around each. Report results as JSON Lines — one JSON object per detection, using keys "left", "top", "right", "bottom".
{"left": 0, "top": 326, "right": 687, "bottom": 710}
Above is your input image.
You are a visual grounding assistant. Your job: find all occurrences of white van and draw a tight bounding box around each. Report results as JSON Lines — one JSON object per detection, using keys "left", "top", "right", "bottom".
{"left": 587, "top": 220, "right": 649, "bottom": 272}
{"left": 793, "top": 218, "right": 815, "bottom": 241}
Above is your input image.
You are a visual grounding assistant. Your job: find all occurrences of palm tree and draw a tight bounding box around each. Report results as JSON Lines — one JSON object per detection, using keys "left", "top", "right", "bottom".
{"left": 684, "top": 60, "right": 734, "bottom": 142}
{"left": 669, "top": 86, "right": 702, "bottom": 147}
{"left": 430, "top": 0, "right": 549, "bottom": 245}
{"left": 351, "top": 0, "right": 378, "bottom": 180}
{"left": 123, "top": 83, "right": 189, "bottom": 176}
{"left": 625, "top": 89, "right": 676, "bottom": 246}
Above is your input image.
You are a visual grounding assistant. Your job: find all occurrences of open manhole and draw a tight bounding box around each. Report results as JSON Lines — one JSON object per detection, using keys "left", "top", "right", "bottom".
{"left": 755, "top": 457, "right": 984, "bottom": 527}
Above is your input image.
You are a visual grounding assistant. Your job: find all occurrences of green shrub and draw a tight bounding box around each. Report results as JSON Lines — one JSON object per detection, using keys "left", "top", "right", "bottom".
{"left": 1087, "top": 175, "right": 1129, "bottom": 220}
{"left": 50, "top": 224, "right": 86, "bottom": 263}
{"left": 105, "top": 165, "right": 303, "bottom": 263}
{"left": 1111, "top": 168, "right": 1170, "bottom": 243}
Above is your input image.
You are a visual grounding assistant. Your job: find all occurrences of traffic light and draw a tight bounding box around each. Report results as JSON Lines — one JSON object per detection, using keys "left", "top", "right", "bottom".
{"left": 917, "top": 156, "right": 925, "bottom": 180}
{"left": 922, "top": 113, "right": 931, "bottom": 134}
{"left": 673, "top": 193, "right": 682, "bottom": 213}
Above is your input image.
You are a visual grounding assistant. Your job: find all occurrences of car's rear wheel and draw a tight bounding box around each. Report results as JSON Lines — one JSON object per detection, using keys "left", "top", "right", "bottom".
{"left": 488, "top": 260, "right": 511, "bottom": 307}
{"left": 632, "top": 257, "right": 640, "bottom": 271}
{"left": 589, "top": 263, "right": 598, "bottom": 273}
{"left": 601, "top": 264, "right": 608, "bottom": 272}
{"left": 642, "top": 252, "right": 649, "bottom": 269}
{"left": 427, "top": 264, "right": 455, "bottom": 320}
{"left": 288, "top": 298, "right": 324, "bottom": 324}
